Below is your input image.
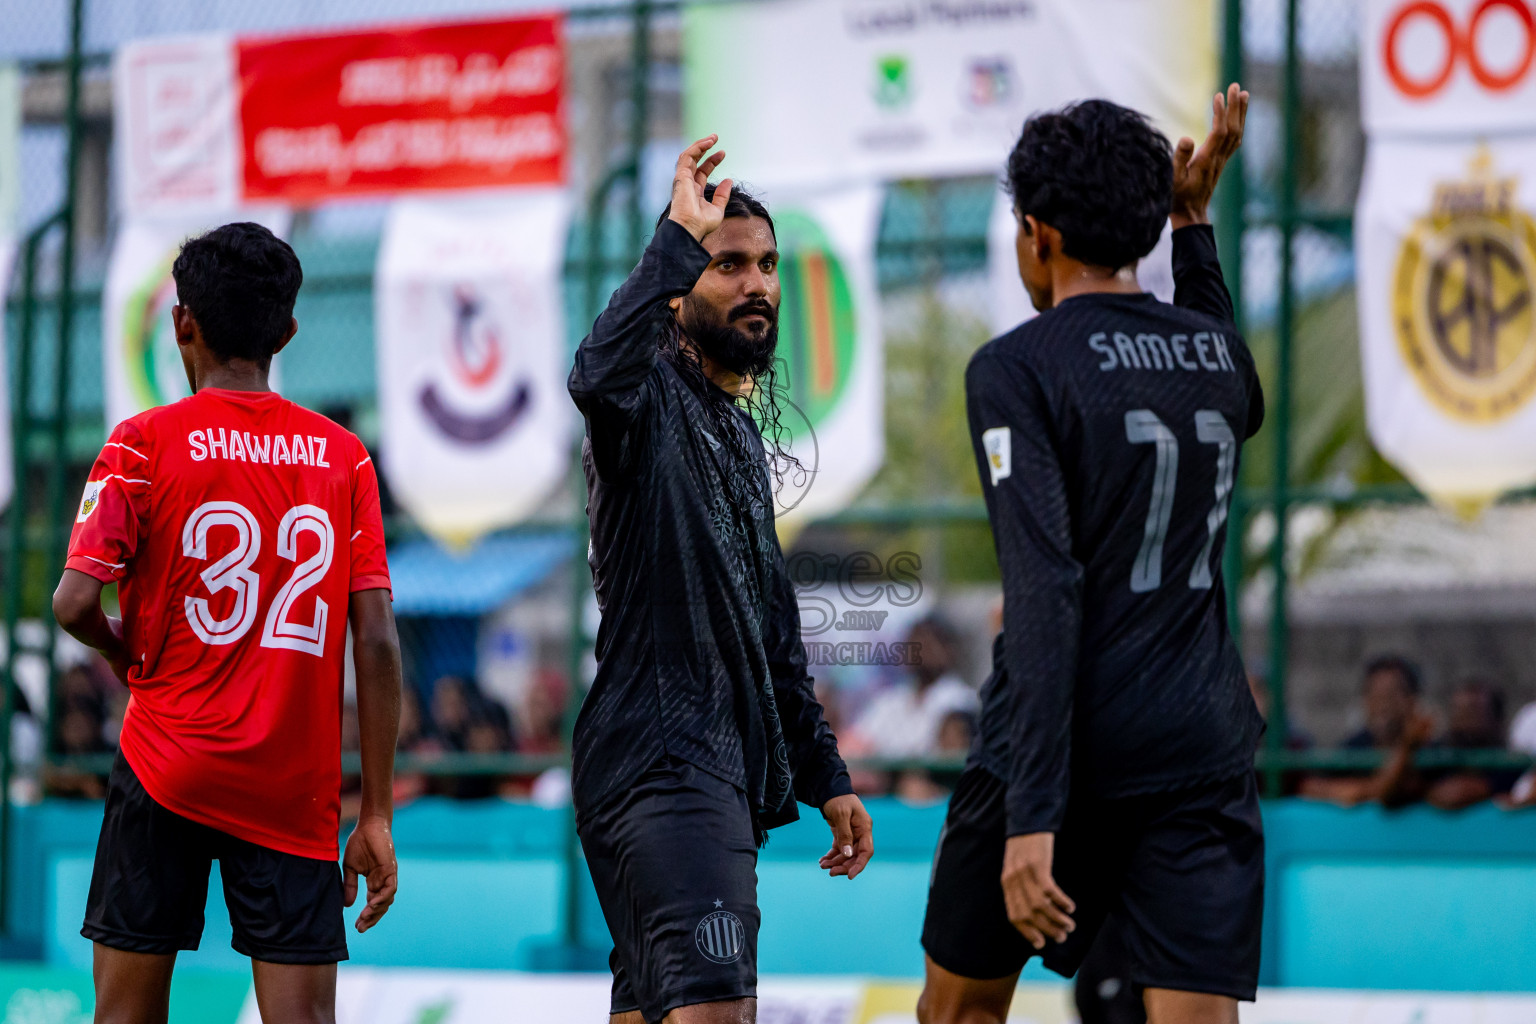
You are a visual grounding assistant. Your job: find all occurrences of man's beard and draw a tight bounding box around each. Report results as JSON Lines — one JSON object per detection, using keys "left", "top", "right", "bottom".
{"left": 678, "top": 295, "right": 779, "bottom": 378}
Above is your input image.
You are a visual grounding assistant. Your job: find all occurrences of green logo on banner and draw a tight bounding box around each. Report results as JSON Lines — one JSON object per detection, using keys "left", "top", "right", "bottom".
{"left": 873, "top": 54, "right": 911, "bottom": 109}
{"left": 773, "top": 210, "right": 857, "bottom": 436}
{"left": 120, "top": 252, "right": 185, "bottom": 411}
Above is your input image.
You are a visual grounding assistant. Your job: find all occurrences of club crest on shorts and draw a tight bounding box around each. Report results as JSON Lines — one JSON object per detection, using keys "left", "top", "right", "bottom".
{"left": 695, "top": 909, "right": 745, "bottom": 964}
{"left": 77, "top": 480, "right": 105, "bottom": 523}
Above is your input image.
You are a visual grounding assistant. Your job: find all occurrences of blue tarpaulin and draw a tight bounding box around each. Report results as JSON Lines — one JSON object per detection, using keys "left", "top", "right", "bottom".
{"left": 388, "top": 531, "right": 574, "bottom": 617}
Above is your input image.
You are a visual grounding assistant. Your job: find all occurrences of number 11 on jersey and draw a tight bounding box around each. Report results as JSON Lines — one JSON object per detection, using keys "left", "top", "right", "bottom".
{"left": 1125, "top": 409, "right": 1236, "bottom": 594}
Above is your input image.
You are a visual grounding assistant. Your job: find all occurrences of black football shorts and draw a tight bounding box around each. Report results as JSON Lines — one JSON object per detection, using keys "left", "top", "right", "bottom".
{"left": 578, "top": 757, "right": 760, "bottom": 1023}
{"left": 82, "top": 751, "right": 348, "bottom": 964}
{"left": 922, "top": 765, "right": 1264, "bottom": 1000}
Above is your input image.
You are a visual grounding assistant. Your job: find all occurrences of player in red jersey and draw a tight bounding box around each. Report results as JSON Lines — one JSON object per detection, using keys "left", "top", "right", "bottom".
{"left": 52, "top": 223, "right": 401, "bottom": 1024}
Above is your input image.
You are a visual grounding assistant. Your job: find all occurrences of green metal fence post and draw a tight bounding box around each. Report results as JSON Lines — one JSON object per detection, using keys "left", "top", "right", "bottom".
{"left": 41, "top": 0, "right": 86, "bottom": 758}
{"left": 1265, "top": 0, "right": 1300, "bottom": 797}
{"left": 0, "top": 212, "right": 63, "bottom": 934}
{"left": 558, "top": 1, "right": 653, "bottom": 954}
{"left": 1218, "top": 0, "right": 1247, "bottom": 643}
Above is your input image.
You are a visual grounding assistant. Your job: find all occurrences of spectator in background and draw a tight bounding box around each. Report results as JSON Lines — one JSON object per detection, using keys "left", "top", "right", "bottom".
{"left": 1505, "top": 698, "right": 1536, "bottom": 808}
{"left": 393, "top": 686, "right": 441, "bottom": 805}
{"left": 1343, "top": 655, "right": 1422, "bottom": 750}
{"left": 848, "top": 617, "right": 979, "bottom": 760}
{"left": 1421, "top": 678, "right": 1517, "bottom": 810}
{"left": 429, "top": 675, "right": 476, "bottom": 750}
{"left": 1301, "top": 654, "right": 1425, "bottom": 806}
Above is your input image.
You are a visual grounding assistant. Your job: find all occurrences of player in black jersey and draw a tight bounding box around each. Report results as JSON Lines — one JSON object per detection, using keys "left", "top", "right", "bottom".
{"left": 919, "top": 87, "right": 1262, "bottom": 1024}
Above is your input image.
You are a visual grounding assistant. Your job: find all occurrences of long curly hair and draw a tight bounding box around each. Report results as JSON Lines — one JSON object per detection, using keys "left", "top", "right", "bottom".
{"left": 657, "top": 317, "right": 807, "bottom": 502}
{"left": 654, "top": 183, "right": 808, "bottom": 502}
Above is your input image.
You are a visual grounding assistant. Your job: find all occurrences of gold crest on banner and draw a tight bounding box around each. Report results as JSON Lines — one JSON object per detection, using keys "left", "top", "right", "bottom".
{"left": 1392, "top": 147, "right": 1536, "bottom": 426}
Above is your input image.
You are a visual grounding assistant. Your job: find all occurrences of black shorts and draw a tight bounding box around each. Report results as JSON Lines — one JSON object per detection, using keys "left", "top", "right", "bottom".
{"left": 922, "top": 765, "right": 1263, "bottom": 1001}
{"left": 578, "top": 757, "right": 759, "bottom": 1023}
{"left": 82, "top": 752, "right": 348, "bottom": 964}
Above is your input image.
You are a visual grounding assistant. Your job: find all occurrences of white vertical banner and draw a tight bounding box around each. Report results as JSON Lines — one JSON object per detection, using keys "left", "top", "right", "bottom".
{"left": 375, "top": 191, "right": 573, "bottom": 546}
{"left": 0, "top": 63, "right": 18, "bottom": 513}
{"left": 0, "top": 238, "right": 15, "bottom": 513}
{"left": 114, "top": 34, "right": 241, "bottom": 219}
{"left": 102, "top": 210, "right": 291, "bottom": 430}
{"left": 765, "top": 183, "right": 885, "bottom": 524}
{"left": 1357, "top": 0, "right": 1536, "bottom": 511}
{"left": 1356, "top": 138, "right": 1536, "bottom": 510}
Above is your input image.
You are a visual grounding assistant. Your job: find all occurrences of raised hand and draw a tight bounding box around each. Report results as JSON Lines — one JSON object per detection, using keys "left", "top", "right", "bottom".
{"left": 1171, "top": 82, "right": 1250, "bottom": 230}
{"left": 667, "top": 135, "right": 734, "bottom": 243}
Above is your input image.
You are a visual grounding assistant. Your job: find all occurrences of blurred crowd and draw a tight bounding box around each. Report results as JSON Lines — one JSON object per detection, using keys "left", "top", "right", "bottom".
{"left": 30, "top": 623, "right": 1536, "bottom": 814}
{"left": 1272, "top": 654, "right": 1536, "bottom": 811}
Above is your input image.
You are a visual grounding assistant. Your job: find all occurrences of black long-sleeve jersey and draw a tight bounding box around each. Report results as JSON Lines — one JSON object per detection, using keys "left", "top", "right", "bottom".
{"left": 567, "top": 219, "right": 852, "bottom": 835}
{"left": 968, "top": 225, "right": 1266, "bottom": 837}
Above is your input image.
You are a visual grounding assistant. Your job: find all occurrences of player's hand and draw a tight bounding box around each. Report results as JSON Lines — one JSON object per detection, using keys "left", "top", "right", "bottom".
{"left": 343, "top": 816, "right": 398, "bottom": 934}
{"left": 818, "top": 793, "right": 874, "bottom": 879}
{"left": 1170, "top": 82, "right": 1249, "bottom": 230}
{"left": 667, "top": 135, "right": 733, "bottom": 242}
{"left": 1001, "top": 832, "right": 1075, "bottom": 949}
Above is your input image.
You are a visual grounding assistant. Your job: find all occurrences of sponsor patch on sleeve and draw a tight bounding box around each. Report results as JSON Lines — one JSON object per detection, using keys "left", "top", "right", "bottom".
{"left": 982, "top": 427, "right": 1011, "bottom": 485}
{"left": 76, "top": 480, "right": 104, "bottom": 523}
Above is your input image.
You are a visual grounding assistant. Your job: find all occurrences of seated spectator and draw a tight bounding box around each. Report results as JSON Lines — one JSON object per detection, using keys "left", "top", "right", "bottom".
{"left": 1342, "top": 655, "right": 1421, "bottom": 750}
{"left": 1423, "top": 678, "right": 1518, "bottom": 810}
{"left": 1506, "top": 699, "right": 1536, "bottom": 808}
{"left": 893, "top": 709, "right": 977, "bottom": 804}
{"left": 848, "top": 617, "right": 979, "bottom": 760}
{"left": 1300, "top": 654, "right": 1425, "bottom": 807}
{"left": 393, "top": 686, "right": 441, "bottom": 805}
{"left": 429, "top": 675, "right": 476, "bottom": 750}
{"left": 44, "top": 697, "right": 110, "bottom": 800}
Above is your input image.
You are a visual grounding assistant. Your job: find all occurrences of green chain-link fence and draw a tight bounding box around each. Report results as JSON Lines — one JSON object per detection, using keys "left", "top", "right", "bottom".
{"left": 3, "top": 0, "right": 1533, "bottom": 938}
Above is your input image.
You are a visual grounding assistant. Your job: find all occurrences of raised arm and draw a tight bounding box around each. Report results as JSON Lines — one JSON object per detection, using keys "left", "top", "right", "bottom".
{"left": 1169, "top": 83, "right": 1249, "bottom": 323}
{"left": 568, "top": 137, "right": 731, "bottom": 472}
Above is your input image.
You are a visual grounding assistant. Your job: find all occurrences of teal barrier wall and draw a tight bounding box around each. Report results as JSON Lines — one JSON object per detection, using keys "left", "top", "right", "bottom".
{"left": 11, "top": 796, "right": 1536, "bottom": 990}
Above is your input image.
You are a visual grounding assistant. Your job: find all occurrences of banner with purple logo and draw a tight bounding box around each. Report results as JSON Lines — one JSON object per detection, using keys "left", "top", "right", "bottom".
{"left": 375, "top": 191, "right": 573, "bottom": 545}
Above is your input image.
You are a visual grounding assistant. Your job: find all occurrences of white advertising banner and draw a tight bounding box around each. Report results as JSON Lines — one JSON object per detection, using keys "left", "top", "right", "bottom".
{"left": 235, "top": 971, "right": 1536, "bottom": 1024}
{"left": 1357, "top": 0, "right": 1536, "bottom": 509}
{"left": 1356, "top": 138, "right": 1536, "bottom": 509}
{"left": 0, "top": 63, "right": 20, "bottom": 235}
{"left": 375, "top": 191, "right": 573, "bottom": 545}
{"left": 683, "top": 0, "right": 1215, "bottom": 188}
{"left": 102, "top": 210, "right": 291, "bottom": 430}
{"left": 0, "top": 65, "right": 18, "bottom": 513}
{"left": 1361, "top": 0, "right": 1536, "bottom": 137}
{"left": 114, "top": 34, "right": 242, "bottom": 219}
{"left": 0, "top": 238, "right": 15, "bottom": 513}
{"left": 762, "top": 184, "right": 885, "bottom": 523}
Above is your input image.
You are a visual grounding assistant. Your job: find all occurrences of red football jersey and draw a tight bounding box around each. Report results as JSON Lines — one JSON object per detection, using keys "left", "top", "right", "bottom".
{"left": 66, "top": 388, "right": 391, "bottom": 860}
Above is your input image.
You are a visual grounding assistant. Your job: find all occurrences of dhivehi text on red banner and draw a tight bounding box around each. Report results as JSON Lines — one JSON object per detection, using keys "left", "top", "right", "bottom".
{"left": 114, "top": 14, "right": 564, "bottom": 216}
{"left": 239, "top": 15, "right": 564, "bottom": 202}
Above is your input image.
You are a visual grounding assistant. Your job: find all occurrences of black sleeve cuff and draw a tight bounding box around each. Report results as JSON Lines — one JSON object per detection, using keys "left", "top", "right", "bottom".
{"left": 1171, "top": 223, "right": 1219, "bottom": 272}
{"left": 651, "top": 218, "right": 713, "bottom": 279}
{"left": 801, "top": 761, "right": 855, "bottom": 809}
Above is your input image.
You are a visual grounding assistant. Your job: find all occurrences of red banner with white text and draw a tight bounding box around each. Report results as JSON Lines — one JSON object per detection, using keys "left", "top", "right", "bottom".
{"left": 114, "top": 14, "right": 565, "bottom": 216}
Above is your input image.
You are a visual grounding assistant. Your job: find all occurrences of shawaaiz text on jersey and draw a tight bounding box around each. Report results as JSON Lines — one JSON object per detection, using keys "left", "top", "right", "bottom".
{"left": 1088, "top": 330, "right": 1236, "bottom": 373}
{"left": 188, "top": 428, "right": 332, "bottom": 467}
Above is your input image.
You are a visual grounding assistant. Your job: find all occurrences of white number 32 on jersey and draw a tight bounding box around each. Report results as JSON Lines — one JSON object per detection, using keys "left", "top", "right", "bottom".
{"left": 180, "top": 500, "right": 336, "bottom": 656}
